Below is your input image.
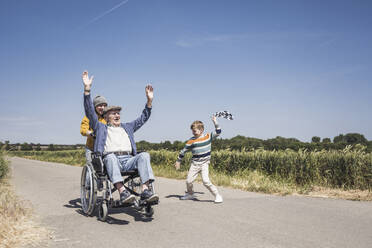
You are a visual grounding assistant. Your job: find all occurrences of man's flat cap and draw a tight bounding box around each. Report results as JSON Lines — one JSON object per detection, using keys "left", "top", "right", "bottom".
{"left": 103, "top": 105, "right": 122, "bottom": 116}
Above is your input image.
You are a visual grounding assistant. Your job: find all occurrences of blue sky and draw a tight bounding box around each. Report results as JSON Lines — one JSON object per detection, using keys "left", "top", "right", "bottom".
{"left": 1, "top": 0, "right": 372, "bottom": 144}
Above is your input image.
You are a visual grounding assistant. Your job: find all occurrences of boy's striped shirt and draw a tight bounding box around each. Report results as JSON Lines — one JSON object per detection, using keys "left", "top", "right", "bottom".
{"left": 177, "top": 124, "right": 221, "bottom": 163}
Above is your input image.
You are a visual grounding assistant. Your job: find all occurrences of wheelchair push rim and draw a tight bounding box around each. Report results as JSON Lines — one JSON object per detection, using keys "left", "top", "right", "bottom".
{"left": 80, "top": 165, "right": 97, "bottom": 216}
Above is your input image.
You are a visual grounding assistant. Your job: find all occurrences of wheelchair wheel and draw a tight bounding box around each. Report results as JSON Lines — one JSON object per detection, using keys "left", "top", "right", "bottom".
{"left": 80, "top": 165, "right": 97, "bottom": 216}
{"left": 145, "top": 205, "right": 154, "bottom": 217}
{"left": 98, "top": 202, "right": 108, "bottom": 222}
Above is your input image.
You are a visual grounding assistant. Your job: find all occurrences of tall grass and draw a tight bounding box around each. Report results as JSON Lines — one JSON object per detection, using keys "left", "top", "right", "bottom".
{"left": 10, "top": 146, "right": 372, "bottom": 191}
{"left": 0, "top": 150, "right": 9, "bottom": 179}
{"left": 149, "top": 147, "right": 372, "bottom": 190}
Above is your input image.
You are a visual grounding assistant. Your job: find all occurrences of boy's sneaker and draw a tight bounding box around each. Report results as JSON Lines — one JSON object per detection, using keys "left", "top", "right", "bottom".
{"left": 120, "top": 190, "right": 135, "bottom": 204}
{"left": 180, "top": 193, "right": 195, "bottom": 200}
{"left": 214, "top": 194, "right": 223, "bottom": 203}
{"left": 140, "top": 189, "right": 159, "bottom": 202}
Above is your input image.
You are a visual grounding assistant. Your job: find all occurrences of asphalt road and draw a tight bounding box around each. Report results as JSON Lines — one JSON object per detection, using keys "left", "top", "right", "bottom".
{"left": 10, "top": 157, "right": 372, "bottom": 248}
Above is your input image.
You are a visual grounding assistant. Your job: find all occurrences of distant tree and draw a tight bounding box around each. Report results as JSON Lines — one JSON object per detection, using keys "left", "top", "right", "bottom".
{"left": 322, "top": 138, "right": 331, "bottom": 143}
{"left": 36, "top": 143, "right": 41, "bottom": 151}
{"left": 21, "top": 142, "right": 33, "bottom": 151}
{"left": 161, "top": 141, "right": 172, "bottom": 150}
{"left": 333, "top": 134, "right": 345, "bottom": 143}
{"left": 367, "top": 141, "right": 372, "bottom": 152}
{"left": 137, "top": 140, "right": 163, "bottom": 151}
{"left": 311, "top": 136, "right": 321, "bottom": 143}
{"left": 48, "top": 144, "right": 55, "bottom": 151}
{"left": 173, "top": 140, "right": 185, "bottom": 151}
{"left": 230, "top": 135, "right": 250, "bottom": 151}
{"left": 333, "top": 133, "right": 367, "bottom": 145}
{"left": 4, "top": 141, "right": 10, "bottom": 150}
{"left": 344, "top": 133, "right": 367, "bottom": 145}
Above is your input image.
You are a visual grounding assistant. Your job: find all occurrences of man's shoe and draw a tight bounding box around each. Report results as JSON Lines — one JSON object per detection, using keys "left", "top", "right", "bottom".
{"left": 180, "top": 193, "right": 195, "bottom": 200}
{"left": 140, "top": 189, "right": 159, "bottom": 202}
{"left": 214, "top": 194, "right": 223, "bottom": 203}
{"left": 120, "top": 190, "right": 135, "bottom": 204}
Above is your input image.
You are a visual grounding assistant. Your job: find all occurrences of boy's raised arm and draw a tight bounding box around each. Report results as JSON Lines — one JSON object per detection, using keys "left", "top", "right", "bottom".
{"left": 211, "top": 115, "right": 222, "bottom": 139}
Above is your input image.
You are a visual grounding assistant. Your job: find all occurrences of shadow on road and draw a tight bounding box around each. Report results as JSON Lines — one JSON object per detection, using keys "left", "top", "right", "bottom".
{"left": 64, "top": 198, "right": 81, "bottom": 209}
{"left": 165, "top": 192, "right": 213, "bottom": 202}
{"left": 108, "top": 207, "right": 153, "bottom": 224}
{"left": 64, "top": 198, "right": 154, "bottom": 225}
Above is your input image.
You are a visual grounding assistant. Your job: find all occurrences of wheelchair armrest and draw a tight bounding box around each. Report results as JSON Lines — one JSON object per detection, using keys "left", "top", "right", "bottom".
{"left": 91, "top": 153, "right": 105, "bottom": 174}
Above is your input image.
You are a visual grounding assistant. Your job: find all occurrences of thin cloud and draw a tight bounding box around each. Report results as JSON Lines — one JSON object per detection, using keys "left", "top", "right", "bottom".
{"left": 175, "top": 40, "right": 194, "bottom": 48}
{"left": 175, "top": 31, "right": 332, "bottom": 48}
{"left": 319, "top": 38, "right": 337, "bottom": 48}
{"left": 0, "top": 117, "right": 46, "bottom": 127}
{"left": 176, "top": 34, "right": 242, "bottom": 48}
{"left": 79, "top": 0, "right": 130, "bottom": 29}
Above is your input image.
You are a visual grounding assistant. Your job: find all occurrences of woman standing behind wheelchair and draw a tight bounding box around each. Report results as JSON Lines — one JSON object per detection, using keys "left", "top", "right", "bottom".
{"left": 80, "top": 95, "right": 108, "bottom": 165}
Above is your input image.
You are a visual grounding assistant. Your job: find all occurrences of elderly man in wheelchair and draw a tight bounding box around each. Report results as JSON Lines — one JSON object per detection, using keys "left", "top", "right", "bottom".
{"left": 80, "top": 71, "right": 159, "bottom": 221}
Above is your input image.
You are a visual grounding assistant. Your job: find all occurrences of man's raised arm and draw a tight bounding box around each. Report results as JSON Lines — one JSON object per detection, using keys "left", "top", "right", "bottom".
{"left": 130, "top": 84, "right": 153, "bottom": 132}
{"left": 82, "top": 71, "right": 99, "bottom": 131}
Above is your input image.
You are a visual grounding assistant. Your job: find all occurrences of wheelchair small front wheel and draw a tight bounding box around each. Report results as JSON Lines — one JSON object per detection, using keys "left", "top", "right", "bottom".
{"left": 98, "top": 203, "right": 108, "bottom": 222}
{"left": 145, "top": 205, "right": 154, "bottom": 217}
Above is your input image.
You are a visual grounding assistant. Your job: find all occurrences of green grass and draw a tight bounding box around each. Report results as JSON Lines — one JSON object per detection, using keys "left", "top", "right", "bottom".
{"left": 9, "top": 150, "right": 86, "bottom": 166}
{"left": 9, "top": 148, "right": 372, "bottom": 200}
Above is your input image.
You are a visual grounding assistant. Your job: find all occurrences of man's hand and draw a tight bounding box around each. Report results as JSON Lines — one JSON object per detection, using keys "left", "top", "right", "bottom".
{"left": 86, "top": 131, "right": 95, "bottom": 137}
{"left": 82, "top": 71, "right": 94, "bottom": 93}
{"left": 174, "top": 161, "right": 181, "bottom": 170}
{"left": 145, "top": 84, "right": 154, "bottom": 107}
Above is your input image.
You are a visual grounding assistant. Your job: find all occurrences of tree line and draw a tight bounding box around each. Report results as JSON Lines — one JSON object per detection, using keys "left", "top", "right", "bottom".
{"left": 137, "top": 133, "right": 372, "bottom": 152}
{"left": 1, "top": 133, "right": 371, "bottom": 152}
{"left": 0, "top": 141, "right": 83, "bottom": 151}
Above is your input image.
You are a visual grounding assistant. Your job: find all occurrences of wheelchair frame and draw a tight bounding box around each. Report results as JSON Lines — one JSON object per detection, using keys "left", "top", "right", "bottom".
{"left": 80, "top": 153, "right": 158, "bottom": 221}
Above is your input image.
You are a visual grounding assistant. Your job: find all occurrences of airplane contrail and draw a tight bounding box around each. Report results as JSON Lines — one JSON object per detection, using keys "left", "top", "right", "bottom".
{"left": 80, "top": 0, "right": 130, "bottom": 28}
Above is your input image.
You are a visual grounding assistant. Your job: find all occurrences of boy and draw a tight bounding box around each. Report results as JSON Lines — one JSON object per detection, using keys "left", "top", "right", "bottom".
{"left": 174, "top": 116, "right": 223, "bottom": 203}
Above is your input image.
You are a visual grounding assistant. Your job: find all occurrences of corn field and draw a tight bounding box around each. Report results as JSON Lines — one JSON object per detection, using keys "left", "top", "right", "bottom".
{"left": 10, "top": 146, "right": 372, "bottom": 190}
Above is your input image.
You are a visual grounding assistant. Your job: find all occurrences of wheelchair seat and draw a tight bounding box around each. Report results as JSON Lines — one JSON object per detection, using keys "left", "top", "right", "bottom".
{"left": 121, "top": 169, "right": 138, "bottom": 176}
{"left": 91, "top": 153, "right": 139, "bottom": 177}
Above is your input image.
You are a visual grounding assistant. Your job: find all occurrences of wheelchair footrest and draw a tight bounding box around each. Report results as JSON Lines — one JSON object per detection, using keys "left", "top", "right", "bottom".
{"left": 139, "top": 199, "right": 159, "bottom": 207}
{"left": 111, "top": 199, "right": 134, "bottom": 208}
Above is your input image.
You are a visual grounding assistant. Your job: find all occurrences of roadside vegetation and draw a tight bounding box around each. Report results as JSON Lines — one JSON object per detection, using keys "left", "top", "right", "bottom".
{"left": 0, "top": 150, "right": 51, "bottom": 248}
{"left": 10, "top": 146, "right": 372, "bottom": 201}
{"left": 2, "top": 132, "right": 372, "bottom": 152}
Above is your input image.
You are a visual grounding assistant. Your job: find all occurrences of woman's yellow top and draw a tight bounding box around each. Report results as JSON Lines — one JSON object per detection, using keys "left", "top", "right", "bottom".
{"left": 80, "top": 116, "right": 106, "bottom": 150}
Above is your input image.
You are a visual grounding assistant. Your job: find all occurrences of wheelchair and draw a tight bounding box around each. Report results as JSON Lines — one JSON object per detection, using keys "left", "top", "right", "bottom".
{"left": 80, "top": 153, "right": 158, "bottom": 221}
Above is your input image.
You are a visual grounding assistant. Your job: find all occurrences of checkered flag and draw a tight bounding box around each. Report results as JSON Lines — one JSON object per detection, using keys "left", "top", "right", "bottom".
{"left": 214, "top": 111, "right": 234, "bottom": 120}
